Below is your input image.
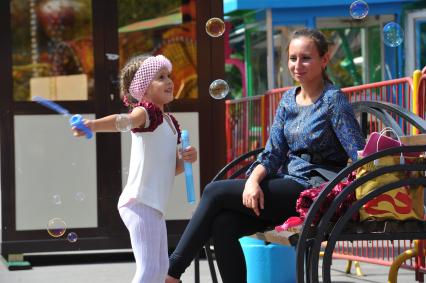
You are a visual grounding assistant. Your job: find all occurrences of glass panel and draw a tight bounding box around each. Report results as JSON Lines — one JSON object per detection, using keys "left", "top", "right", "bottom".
{"left": 225, "top": 64, "right": 243, "bottom": 99}
{"left": 273, "top": 26, "right": 304, "bottom": 88}
{"left": 15, "top": 115, "right": 97, "bottom": 230}
{"left": 248, "top": 23, "right": 268, "bottom": 96}
{"left": 11, "top": 0, "right": 94, "bottom": 101}
{"left": 225, "top": 11, "right": 268, "bottom": 96}
{"left": 225, "top": 18, "right": 247, "bottom": 98}
{"left": 417, "top": 21, "right": 426, "bottom": 70}
{"left": 321, "top": 28, "right": 364, "bottom": 88}
{"left": 367, "top": 26, "right": 382, "bottom": 83}
{"left": 118, "top": 0, "right": 198, "bottom": 99}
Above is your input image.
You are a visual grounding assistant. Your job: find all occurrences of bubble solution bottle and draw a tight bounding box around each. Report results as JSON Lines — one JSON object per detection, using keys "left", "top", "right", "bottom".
{"left": 181, "top": 130, "right": 196, "bottom": 204}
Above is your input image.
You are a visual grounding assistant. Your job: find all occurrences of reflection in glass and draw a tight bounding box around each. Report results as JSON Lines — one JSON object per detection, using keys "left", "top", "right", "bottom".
{"left": 273, "top": 26, "right": 303, "bottom": 89}
{"left": 118, "top": 0, "right": 198, "bottom": 99}
{"left": 419, "top": 22, "right": 426, "bottom": 69}
{"left": 322, "top": 29, "right": 364, "bottom": 87}
{"left": 249, "top": 23, "right": 268, "bottom": 96}
{"left": 11, "top": 0, "right": 94, "bottom": 101}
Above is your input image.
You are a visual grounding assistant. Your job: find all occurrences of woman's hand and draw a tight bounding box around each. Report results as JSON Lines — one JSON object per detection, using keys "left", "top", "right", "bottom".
{"left": 243, "top": 178, "right": 264, "bottom": 216}
{"left": 182, "top": 146, "right": 197, "bottom": 163}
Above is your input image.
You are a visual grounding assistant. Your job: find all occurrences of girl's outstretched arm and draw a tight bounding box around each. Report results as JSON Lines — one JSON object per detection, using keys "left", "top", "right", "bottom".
{"left": 72, "top": 107, "right": 147, "bottom": 136}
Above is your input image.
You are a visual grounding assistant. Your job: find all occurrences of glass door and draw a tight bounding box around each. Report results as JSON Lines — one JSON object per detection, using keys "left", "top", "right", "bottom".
{"left": 12, "top": 0, "right": 98, "bottom": 230}
{"left": 317, "top": 15, "right": 395, "bottom": 87}
{"left": 1, "top": 0, "right": 124, "bottom": 256}
{"left": 405, "top": 9, "right": 426, "bottom": 75}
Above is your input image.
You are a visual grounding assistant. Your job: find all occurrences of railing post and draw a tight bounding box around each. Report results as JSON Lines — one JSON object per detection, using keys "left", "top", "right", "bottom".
{"left": 261, "top": 95, "right": 267, "bottom": 147}
{"left": 412, "top": 70, "right": 422, "bottom": 135}
{"left": 225, "top": 101, "right": 232, "bottom": 163}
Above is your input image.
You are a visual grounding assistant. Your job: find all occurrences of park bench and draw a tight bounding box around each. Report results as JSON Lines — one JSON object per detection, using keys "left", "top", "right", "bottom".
{"left": 202, "top": 100, "right": 426, "bottom": 283}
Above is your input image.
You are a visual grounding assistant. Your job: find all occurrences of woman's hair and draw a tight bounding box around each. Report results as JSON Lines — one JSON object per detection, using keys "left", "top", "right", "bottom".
{"left": 287, "top": 28, "right": 333, "bottom": 84}
{"left": 119, "top": 54, "right": 151, "bottom": 108}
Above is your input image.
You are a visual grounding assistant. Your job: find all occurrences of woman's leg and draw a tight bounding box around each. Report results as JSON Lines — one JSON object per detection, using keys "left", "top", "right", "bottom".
{"left": 168, "top": 178, "right": 304, "bottom": 281}
{"left": 119, "top": 201, "right": 166, "bottom": 283}
{"left": 211, "top": 210, "right": 269, "bottom": 282}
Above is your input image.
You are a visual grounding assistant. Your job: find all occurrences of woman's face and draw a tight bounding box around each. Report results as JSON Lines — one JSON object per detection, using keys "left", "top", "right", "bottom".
{"left": 288, "top": 37, "right": 329, "bottom": 85}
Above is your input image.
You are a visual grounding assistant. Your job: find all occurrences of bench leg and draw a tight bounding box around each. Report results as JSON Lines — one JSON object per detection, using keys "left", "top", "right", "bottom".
{"left": 388, "top": 248, "right": 417, "bottom": 283}
{"left": 354, "top": 261, "right": 364, "bottom": 277}
{"left": 345, "top": 260, "right": 352, "bottom": 274}
{"left": 204, "top": 241, "right": 219, "bottom": 283}
{"left": 305, "top": 241, "right": 315, "bottom": 283}
{"left": 416, "top": 240, "right": 425, "bottom": 283}
{"left": 194, "top": 255, "right": 199, "bottom": 283}
{"left": 344, "top": 260, "right": 364, "bottom": 276}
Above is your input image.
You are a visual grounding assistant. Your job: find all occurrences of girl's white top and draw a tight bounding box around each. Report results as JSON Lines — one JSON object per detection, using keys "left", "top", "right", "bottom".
{"left": 117, "top": 111, "right": 177, "bottom": 215}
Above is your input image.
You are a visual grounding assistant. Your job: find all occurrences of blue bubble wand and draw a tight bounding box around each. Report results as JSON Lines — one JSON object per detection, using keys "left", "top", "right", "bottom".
{"left": 32, "top": 96, "right": 93, "bottom": 139}
{"left": 181, "top": 130, "right": 196, "bottom": 204}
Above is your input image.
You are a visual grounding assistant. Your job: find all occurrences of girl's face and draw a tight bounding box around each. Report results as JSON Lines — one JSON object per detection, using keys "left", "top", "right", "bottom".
{"left": 144, "top": 67, "right": 174, "bottom": 107}
{"left": 288, "top": 37, "right": 329, "bottom": 85}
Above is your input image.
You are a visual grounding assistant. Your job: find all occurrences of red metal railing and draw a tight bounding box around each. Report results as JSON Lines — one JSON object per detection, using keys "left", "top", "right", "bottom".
{"left": 342, "top": 77, "right": 414, "bottom": 135}
{"left": 225, "top": 95, "right": 264, "bottom": 163}
{"left": 225, "top": 77, "right": 417, "bottom": 163}
{"left": 418, "top": 73, "right": 426, "bottom": 120}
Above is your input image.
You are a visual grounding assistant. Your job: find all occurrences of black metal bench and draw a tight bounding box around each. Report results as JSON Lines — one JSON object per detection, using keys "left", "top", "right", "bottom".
{"left": 200, "top": 101, "right": 426, "bottom": 283}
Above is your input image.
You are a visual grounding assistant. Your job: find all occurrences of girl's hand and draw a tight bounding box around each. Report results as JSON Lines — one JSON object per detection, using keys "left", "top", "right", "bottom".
{"left": 72, "top": 120, "right": 93, "bottom": 137}
{"left": 182, "top": 146, "right": 197, "bottom": 163}
{"left": 242, "top": 178, "right": 264, "bottom": 216}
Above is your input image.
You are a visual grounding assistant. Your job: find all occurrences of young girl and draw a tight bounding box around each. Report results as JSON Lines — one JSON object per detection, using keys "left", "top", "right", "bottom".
{"left": 73, "top": 54, "right": 197, "bottom": 283}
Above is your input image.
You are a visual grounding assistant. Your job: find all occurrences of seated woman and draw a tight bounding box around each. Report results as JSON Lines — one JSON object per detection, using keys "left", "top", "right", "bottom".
{"left": 166, "top": 28, "right": 366, "bottom": 283}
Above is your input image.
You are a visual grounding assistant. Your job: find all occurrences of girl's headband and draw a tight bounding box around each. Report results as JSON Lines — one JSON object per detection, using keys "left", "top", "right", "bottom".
{"left": 128, "top": 55, "right": 172, "bottom": 102}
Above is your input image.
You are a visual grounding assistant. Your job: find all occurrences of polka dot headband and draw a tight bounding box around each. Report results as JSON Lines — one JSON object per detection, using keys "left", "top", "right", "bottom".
{"left": 128, "top": 55, "right": 172, "bottom": 102}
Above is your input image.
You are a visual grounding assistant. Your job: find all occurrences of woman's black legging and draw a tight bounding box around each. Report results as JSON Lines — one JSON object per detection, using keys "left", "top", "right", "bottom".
{"left": 168, "top": 177, "right": 306, "bottom": 283}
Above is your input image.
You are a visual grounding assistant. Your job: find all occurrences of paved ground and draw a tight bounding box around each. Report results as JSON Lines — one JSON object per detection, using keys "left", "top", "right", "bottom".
{"left": 0, "top": 250, "right": 418, "bottom": 283}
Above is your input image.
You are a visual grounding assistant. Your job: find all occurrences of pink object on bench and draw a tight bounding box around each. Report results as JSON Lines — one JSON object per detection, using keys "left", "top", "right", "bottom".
{"left": 275, "top": 216, "right": 303, "bottom": 233}
{"left": 361, "top": 132, "right": 418, "bottom": 157}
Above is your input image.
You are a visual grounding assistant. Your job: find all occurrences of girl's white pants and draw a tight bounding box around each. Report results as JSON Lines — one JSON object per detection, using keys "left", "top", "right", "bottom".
{"left": 119, "top": 201, "right": 169, "bottom": 283}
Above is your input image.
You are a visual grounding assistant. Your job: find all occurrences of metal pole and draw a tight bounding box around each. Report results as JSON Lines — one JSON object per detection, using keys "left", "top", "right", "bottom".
{"left": 266, "top": 9, "right": 274, "bottom": 90}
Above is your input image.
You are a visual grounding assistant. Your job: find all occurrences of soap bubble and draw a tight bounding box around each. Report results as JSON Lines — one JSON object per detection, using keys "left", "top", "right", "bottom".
{"left": 209, "top": 79, "right": 229, "bottom": 99}
{"left": 383, "top": 22, "right": 404, "bottom": 47}
{"left": 74, "top": 192, "right": 86, "bottom": 202}
{"left": 67, "top": 232, "right": 78, "bottom": 243}
{"left": 349, "top": 0, "right": 369, "bottom": 19}
{"left": 205, "top": 18, "right": 225, "bottom": 37}
{"left": 115, "top": 114, "right": 132, "bottom": 132}
{"left": 52, "top": 194, "right": 62, "bottom": 205}
{"left": 47, "top": 218, "right": 66, "bottom": 238}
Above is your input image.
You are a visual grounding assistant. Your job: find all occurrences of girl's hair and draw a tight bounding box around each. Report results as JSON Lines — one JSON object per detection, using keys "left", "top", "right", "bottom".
{"left": 119, "top": 54, "right": 151, "bottom": 108}
{"left": 287, "top": 28, "right": 333, "bottom": 84}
